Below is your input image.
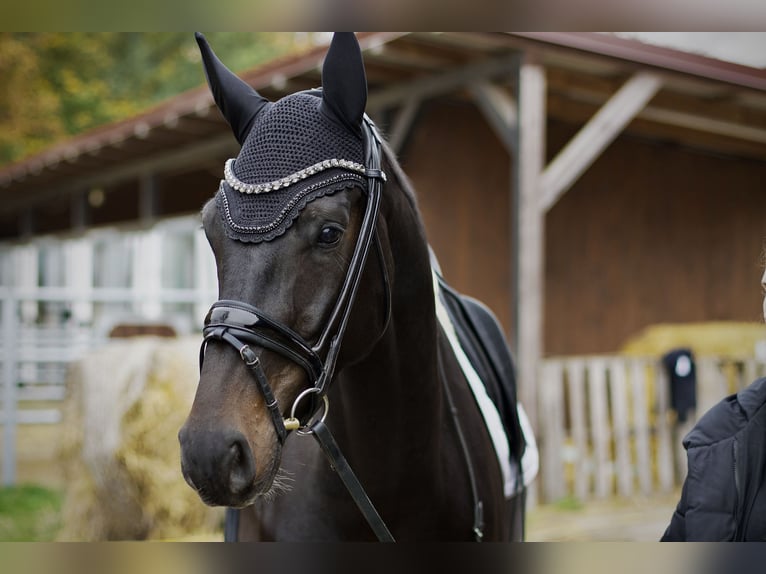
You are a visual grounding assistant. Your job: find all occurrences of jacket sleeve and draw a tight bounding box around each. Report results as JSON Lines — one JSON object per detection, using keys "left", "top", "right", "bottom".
{"left": 660, "top": 479, "right": 688, "bottom": 541}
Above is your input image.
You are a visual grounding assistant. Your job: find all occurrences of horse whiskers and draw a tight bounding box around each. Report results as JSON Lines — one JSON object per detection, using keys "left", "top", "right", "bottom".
{"left": 195, "top": 483, "right": 219, "bottom": 507}
{"left": 259, "top": 467, "right": 295, "bottom": 501}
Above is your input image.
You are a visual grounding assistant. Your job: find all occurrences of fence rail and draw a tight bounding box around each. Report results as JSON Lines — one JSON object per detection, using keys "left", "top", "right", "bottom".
{"left": 537, "top": 354, "right": 766, "bottom": 503}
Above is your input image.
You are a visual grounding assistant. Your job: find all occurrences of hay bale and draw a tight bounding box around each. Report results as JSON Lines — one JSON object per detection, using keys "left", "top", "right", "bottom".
{"left": 57, "top": 336, "right": 223, "bottom": 540}
{"left": 620, "top": 321, "right": 766, "bottom": 359}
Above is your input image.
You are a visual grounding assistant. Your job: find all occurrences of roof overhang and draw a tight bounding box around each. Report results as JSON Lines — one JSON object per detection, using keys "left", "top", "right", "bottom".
{"left": 1, "top": 32, "right": 764, "bottom": 213}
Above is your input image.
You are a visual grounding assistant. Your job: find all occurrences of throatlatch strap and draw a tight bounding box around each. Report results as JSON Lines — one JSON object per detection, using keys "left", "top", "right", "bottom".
{"left": 310, "top": 419, "right": 395, "bottom": 542}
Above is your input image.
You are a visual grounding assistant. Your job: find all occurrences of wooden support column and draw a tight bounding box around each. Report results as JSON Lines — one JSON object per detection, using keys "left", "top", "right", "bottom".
{"left": 132, "top": 228, "right": 163, "bottom": 320}
{"left": 2, "top": 294, "right": 18, "bottom": 485}
{"left": 65, "top": 238, "right": 94, "bottom": 324}
{"left": 70, "top": 191, "right": 89, "bottom": 232}
{"left": 15, "top": 244, "right": 38, "bottom": 324}
{"left": 139, "top": 172, "right": 159, "bottom": 224}
{"left": 514, "top": 54, "right": 546, "bottom": 435}
{"left": 470, "top": 82, "right": 518, "bottom": 154}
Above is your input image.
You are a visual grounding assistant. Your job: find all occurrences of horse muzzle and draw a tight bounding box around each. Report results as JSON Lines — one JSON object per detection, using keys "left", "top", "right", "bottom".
{"left": 178, "top": 425, "right": 264, "bottom": 507}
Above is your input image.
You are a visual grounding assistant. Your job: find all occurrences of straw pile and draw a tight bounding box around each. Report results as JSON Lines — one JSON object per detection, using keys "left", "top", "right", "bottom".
{"left": 56, "top": 336, "right": 223, "bottom": 540}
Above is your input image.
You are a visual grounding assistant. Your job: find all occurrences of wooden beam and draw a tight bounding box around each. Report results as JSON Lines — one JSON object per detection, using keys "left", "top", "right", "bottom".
{"left": 540, "top": 72, "right": 663, "bottom": 212}
{"left": 470, "top": 82, "right": 518, "bottom": 155}
{"left": 640, "top": 105, "right": 766, "bottom": 145}
{"left": 387, "top": 97, "right": 422, "bottom": 154}
{"left": 544, "top": 67, "right": 766, "bottom": 147}
{"left": 367, "top": 54, "right": 517, "bottom": 113}
{"left": 546, "top": 93, "right": 766, "bottom": 161}
{"left": 514, "top": 55, "right": 546, "bottom": 435}
{"left": 0, "top": 135, "right": 238, "bottom": 215}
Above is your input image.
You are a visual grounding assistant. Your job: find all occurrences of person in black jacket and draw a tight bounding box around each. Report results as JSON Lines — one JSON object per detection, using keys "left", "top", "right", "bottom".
{"left": 661, "top": 268, "right": 766, "bottom": 541}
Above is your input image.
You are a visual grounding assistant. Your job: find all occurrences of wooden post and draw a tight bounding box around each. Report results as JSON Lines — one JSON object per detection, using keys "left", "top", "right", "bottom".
{"left": 540, "top": 360, "right": 566, "bottom": 501}
{"left": 132, "top": 229, "right": 163, "bottom": 320}
{"left": 609, "top": 358, "right": 633, "bottom": 497}
{"left": 631, "top": 359, "right": 653, "bottom": 495}
{"left": 15, "top": 244, "right": 38, "bottom": 325}
{"left": 2, "top": 294, "right": 17, "bottom": 485}
{"left": 65, "top": 238, "right": 94, "bottom": 325}
{"left": 589, "top": 359, "right": 611, "bottom": 498}
{"left": 655, "top": 363, "right": 675, "bottom": 492}
{"left": 566, "top": 358, "right": 589, "bottom": 501}
{"left": 70, "top": 191, "right": 89, "bottom": 232}
{"left": 139, "top": 173, "right": 159, "bottom": 224}
{"left": 514, "top": 54, "right": 546, "bottom": 435}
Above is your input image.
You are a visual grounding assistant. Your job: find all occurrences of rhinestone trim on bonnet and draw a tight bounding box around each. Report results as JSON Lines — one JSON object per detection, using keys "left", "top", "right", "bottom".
{"left": 224, "top": 157, "right": 373, "bottom": 195}
{"left": 218, "top": 172, "right": 366, "bottom": 235}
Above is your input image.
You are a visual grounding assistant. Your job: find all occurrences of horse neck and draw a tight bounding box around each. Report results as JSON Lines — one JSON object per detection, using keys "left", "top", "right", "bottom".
{"left": 332, "top": 159, "right": 444, "bottom": 462}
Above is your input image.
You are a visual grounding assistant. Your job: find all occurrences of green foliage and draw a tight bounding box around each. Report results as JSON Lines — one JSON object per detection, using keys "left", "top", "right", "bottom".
{"left": 553, "top": 495, "right": 585, "bottom": 511}
{"left": 0, "top": 484, "right": 63, "bottom": 541}
{"left": 0, "top": 32, "right": 299, "bottom": 166}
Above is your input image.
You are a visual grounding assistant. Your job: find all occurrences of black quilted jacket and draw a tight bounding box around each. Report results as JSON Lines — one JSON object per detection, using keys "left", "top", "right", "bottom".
{"left": 661, "top": 377, "right": 766, "bottom": 541}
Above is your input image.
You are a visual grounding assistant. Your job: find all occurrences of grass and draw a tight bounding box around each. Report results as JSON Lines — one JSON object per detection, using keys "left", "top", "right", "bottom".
{"left": 552, "top": 495, "right": 585, "bottom": 511}
{"left": 0, "top": 484, "right": 63, "bottom": 541}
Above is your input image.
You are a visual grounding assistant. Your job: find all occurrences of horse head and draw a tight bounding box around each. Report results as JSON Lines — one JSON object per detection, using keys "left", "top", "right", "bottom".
{"left": 178, "top": 33, "right": 391, "bottom": 508}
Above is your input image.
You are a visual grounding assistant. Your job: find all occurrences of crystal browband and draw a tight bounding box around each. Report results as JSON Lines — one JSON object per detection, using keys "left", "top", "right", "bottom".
{"left": 224, "top": 157, "right": 369, "bottom": 195}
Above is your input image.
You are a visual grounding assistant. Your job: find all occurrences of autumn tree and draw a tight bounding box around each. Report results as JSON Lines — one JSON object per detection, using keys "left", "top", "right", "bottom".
{"left": 0, "top": 33, "right": 300, "bottom": 166}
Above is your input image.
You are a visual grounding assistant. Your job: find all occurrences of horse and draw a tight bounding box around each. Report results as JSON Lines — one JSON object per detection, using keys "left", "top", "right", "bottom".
{"left": 178, "top": 32, "right": 535, "bottom": 541}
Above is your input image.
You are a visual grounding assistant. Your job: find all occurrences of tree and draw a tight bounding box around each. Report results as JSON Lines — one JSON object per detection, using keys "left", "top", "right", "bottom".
{"left": 0, "top": 33, "right": 299, "bottom": 166}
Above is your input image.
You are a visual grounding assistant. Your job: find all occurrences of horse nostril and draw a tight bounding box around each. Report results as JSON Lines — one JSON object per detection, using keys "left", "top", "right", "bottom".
{"left": 226, "top": 433, "right": 255, "bottom": 495}
{"left": 229, "top": 443, "right": 241, "bottom": 464}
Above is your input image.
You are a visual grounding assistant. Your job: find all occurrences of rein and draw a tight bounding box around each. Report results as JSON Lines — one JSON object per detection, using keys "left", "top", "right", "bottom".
{"left": 200, "top": 115, "right": 394, "bottom": 541}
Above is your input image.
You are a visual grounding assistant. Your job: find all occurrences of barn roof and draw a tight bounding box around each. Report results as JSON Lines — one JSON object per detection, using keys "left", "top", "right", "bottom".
{"left": 1, "top": 32, "right": 765, "bottom": 214}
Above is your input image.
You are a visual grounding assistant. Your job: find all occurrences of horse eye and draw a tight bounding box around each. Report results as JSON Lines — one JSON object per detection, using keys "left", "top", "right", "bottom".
{"left": 317, "top": 225, "right": 343, "bottom": 246}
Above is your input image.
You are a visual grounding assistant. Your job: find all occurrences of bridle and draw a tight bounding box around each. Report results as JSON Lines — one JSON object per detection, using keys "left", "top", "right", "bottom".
{"left": 199, "top": 111, "right": 394, "bottom": 541}
{"left": 200, "top": 112, "right": 387, "bottom": 441}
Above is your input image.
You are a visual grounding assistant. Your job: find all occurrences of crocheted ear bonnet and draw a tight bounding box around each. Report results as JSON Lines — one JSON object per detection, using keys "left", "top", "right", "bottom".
{"left": 196, "top": 33, "right": 368, "bottom": 243}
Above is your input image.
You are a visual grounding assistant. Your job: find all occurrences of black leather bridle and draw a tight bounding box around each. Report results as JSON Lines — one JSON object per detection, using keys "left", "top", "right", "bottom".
{"left": 199, "top": 113, "right": 395, "bottom": 541}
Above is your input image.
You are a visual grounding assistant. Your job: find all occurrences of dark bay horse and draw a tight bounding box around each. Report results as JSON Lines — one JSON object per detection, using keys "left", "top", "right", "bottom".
{"left": 179, "top": 32, "right": 531, "bottom": 541}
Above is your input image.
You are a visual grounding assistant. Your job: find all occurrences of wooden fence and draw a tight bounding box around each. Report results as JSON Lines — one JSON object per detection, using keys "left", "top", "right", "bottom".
{"left": 537, "top": 354, "right": 766, "bottom": 503}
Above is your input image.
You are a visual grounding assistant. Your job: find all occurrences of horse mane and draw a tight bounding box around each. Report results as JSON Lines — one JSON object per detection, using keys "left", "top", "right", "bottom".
{"left": 379, "top": 137, "right": 421, "bottom": 216}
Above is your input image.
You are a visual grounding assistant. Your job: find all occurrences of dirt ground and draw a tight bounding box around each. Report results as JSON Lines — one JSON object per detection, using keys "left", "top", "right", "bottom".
{"left": 526, "top": 491, "right": 680, "bottom": 541}
{"left": 1, "top": 422, "right": 64, "bottom": 490}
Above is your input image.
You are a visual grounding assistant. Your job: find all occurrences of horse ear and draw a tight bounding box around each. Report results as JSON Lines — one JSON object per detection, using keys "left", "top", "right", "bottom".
{"left": 320, "top": 32, "right": 367, "bottom": 135}
{"left": 195, "top": 32, "right": 271, "bottom": 145}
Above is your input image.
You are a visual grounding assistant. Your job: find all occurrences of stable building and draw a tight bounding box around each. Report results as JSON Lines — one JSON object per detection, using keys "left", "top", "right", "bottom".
{"left": 1, "top": 33, "right": 765, "bottom": 498}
